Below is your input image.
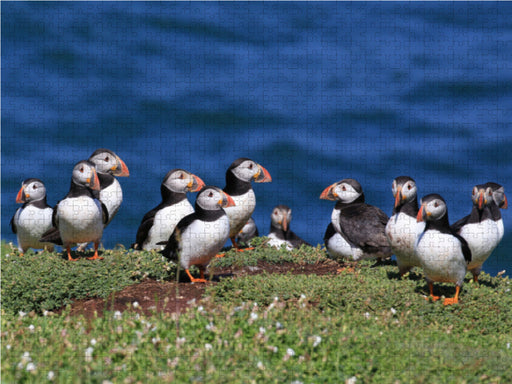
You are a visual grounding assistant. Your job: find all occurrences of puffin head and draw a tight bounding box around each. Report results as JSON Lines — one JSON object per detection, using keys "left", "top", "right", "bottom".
{"left": 196, "top": 186, "right": 235, "bottom": 211}
{"left": 271, "top": 204, "right": 292, "bottom": 232}
{"left": 89, "top": 148, "right": 129, "bottom": 177}
{"left": 227, "top": 158, "right": 272, "bottom": 183}
{"left": 392, "top": 176, "right": 417, "bottom": 208}
{"left": 162, "top": 169, "right": 205, "bottom": 194}
{"left": 320, "top": 178, "right": 363, "bottom": 204}
{"left": 16, "top": 178, "right": 47, "bottom": 204}
{"left": 417, "top": 194, "right": 447, "bottom": 223}
{"left": 72, "top": 160, "right": 100, "bottom": 191}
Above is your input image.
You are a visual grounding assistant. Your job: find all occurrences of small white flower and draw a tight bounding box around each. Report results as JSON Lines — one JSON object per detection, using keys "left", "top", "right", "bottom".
{"left": 286, "top": 348, "right": 295, "bottom": 357}
{"left": 113, "top": 311, "right": 122, "bottom": 320}
{"left": 259, "top": 327, "right": 266, "bottom": 334}
{"left": 48, "top": 371, "right": 55, "bottom": 380}
{"left": 21, "top": 352, "right": 31, "bottom": 364}
{"left": 28, "top": 324, "right": 35, "bottom": 332}
{"left": 346, "top": 376, "right": 357, "bottom": 384}
{"left": 274, "top": 296, "right": 279, "bottom": 302}
{"left": 6, "top": 345, "right": 11, "bottom": 350}
{"left": 257, "top": 361, "right": 264, "bottom": 370}
{"left": 507, "top": 342, "right": 511, "bottom": 349}
{"left": 19, "top": 311, "right": 26, "bottom": 318}
{"left": 26, "top": 362, "right": 36, "bottom": 372}
{"left": 364, "top": 312, "right": 370, "bottom": 319}
{"left": 300, "top": 294, "right": 306, "bottom": 300}
{"left": 205, "top": 343, "right": 213, "bottom": 351}
{"left": 250, "top": 312, "right": 258, "bottom": 321}
{"left": 390, "top": 307, "right": 397, "bottom": 315}
{"left": 85, "top": 347, "right": 94, "bottom": 362}
{"left": 197, "top": 306, "right": 204, "bottom": 312}
{"left": 276, "top": 321, "right": 283, "bottom": 329}
{"left": 133, "top": 301, "right": 140, "bottom": 309}
{"left": 205, "top": 322, "right": 214, "bottom": 331}
{"left": 313, "top": 335, "right": 322, "bottom": 347}
{"left": 90, "top": 338, "right": 97, "bottom": 346}
{"left": 43, "top": 310, "right": 49, "bottom": 317}
{"left": 152, "top": 336, "right": 160, "bottom": 345}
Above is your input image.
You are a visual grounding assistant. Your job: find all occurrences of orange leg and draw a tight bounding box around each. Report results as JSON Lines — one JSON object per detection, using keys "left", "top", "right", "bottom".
{"left": 67, "top": 246, "right": 78, "bottom": 261}
{"left": 185, "top": 269, "right": 207, "bottom": 283}
{"left": 87, "top": 243, "right": 104, "bottom": 260}
{"left": 443, "top": 286, "right": 460, "bottom": 306}
{"left": 473, "top": 274, "right": 479, "bottom": 283}
{"left": 231, "top": 237, "right": 254, "bottom": 252}
{"left": 425, "top": 282, "right": 441, "bottom": 302}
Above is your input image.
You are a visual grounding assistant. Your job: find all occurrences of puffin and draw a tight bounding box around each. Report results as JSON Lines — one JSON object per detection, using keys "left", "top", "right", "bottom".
{"left": 486, "top": 182, "right": 507, "bottom": 241}
{"left": 236, "top": 217, "right": 259, "bottom": 247}
{"left": 415, "top": 194, "right": 471, "bottom": 305}
{"left": 385, "top": 176, "right": 425, "bottom": 276}
{"left": 10, "top": 178, "right": 54, "bottom": 255}
{"left": 320, "top": 178, "right": 392, "bottom": 262}
{"left": 450, "top": 183, "right": 503, "bottom": 282}
{"left": 160, "top": 186, "right": 235, "bottom": 283}
{"left": 40, "top": 160, "right": 108, "bottom": 261}
{"left": 88, "top": 148, "right": 129, "bottom": 225}
{"left": 132, "top": 169, "right": 205, "bottom": 251}
{"left": 222, "top": 158, "right": 271, "bottom": 250}
{"left": 267, "top": 205, "right": 311, "bottom": 250}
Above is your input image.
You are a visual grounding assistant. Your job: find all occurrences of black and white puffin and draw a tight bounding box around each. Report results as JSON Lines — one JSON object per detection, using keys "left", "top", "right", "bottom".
{"left": 267, "top": 205, "right": 311, "bottom": 250}
{"left": 160, "top": 186, "right": 235, "bottom": 283}
{"left": 10, "top": 179, "right": 54, "bottom": 255}
{"left": 320, "top": 178, "right": 392, "bottom": 262}
{"left": 450, "top": 183, "right": 503, "bottom": 282}
{"left": 40, "top": 160, "right": 108, "bottom": 261}
{"left": 416, "top": 194, "right": 471, "bottom": 305}
{"left": 236, "top": 217, "right": 259, "bottom": 247}
{"left": 88, "top": 148, "right": 129, "bottom": 225}
{"left": 223, "top": 158, "right": 271, "bottom": 249}
{"left": 485, "top": 182, "right": 507, "bottom": 241}
{"left": 385, "top": 176, "right": 424, "bottom": 276}
{"left": 132, "top": 169, "right": 205, "bottom": 251}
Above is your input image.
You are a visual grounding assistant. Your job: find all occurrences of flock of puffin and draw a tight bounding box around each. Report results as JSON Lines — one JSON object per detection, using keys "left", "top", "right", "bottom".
{"left": 11, "top": 149, "right": 508, "bottom": 304}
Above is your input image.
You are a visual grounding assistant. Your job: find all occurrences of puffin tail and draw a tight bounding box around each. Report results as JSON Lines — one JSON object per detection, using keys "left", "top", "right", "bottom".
{"left": 39, "top": 227, "right": 63, "bottom": 245}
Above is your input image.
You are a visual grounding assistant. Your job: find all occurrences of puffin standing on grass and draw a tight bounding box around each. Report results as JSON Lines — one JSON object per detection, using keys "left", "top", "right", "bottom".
{"left": 415, "top": 194, "right": 471, "bottom": 305}
{"left": 385, "top": 176, "right": 424, "bottom": 276}
{"left": 485, "top": 182, "right": 507, "bottom": 241}
{"left": 10, "top": 179, "right": 54, "bottom": 255}
{"left": 40, "top": 160, "right": 108, "bottom": 261}
{"left": 267, "top": 205, "right": 311, "bottom": 250}
{"left": 450, "top": 183, "right": 504, "bottom": 282}
{"left": 222, "top": 158, "right": 271, "bottom": 250}
{"left": 160, "top": 186, "right": 235, "bottom": 283}
{"left": 132, "top": 169, "right": 205, "bottom": 251}
{"left": 320, "top": 178, "right": 392, "bottom": 262}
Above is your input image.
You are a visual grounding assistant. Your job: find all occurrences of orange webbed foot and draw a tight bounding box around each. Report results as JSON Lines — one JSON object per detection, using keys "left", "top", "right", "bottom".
{"left": 215, "top": 253, "right": 225, "bottom": 258}
{"left": 443, "top": 297, "right": 459, "bottom": 305}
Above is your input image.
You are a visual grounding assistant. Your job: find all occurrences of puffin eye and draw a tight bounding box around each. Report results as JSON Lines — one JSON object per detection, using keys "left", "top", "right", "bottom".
{"left": 208, "top": 192, "right": 213, "bottom": 198}
{"left": 179, "top": 173, "right": 184, "bottom": 179}
{"left": 434, "top": 201, "right": 439, "bottom": 208}
{"left": 33, "top": 185, "right": 37, "bottom": 190}
{"left": 80, "top": 167, "right": 84, "bottom": 173}
{"left": 407, "top": 184, "right": 412, "bottom": 190}
{"left": 342, "top": 185, "right": 346, "bottom": 191}
{"left": 105, "top": 156, "right": 109, "bottom": 162}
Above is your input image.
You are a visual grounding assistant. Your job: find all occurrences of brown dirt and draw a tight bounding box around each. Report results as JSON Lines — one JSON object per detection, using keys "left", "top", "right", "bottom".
{"left": 61, "top": 259, "right": 342, "bottom": 319}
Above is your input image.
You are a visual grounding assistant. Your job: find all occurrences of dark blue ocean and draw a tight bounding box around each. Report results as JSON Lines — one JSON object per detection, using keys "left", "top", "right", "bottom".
{"left": 2, "top": 2, "right": 512, "bottom": 276}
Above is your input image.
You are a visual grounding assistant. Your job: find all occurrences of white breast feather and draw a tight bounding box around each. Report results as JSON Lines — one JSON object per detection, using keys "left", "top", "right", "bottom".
{"left": 57, "top": 196, "right": 104, "bottom": 245}
{"left": 224, "top": 190, "right": 256, "bottom": 237}
{"left": 14, "top": 206, "right": 54, "bottom": 252}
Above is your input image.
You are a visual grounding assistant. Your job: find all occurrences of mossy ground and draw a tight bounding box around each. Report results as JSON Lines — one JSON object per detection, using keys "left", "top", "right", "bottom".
{"left": 2, "top": 240, "right": 511, "bottom": 383}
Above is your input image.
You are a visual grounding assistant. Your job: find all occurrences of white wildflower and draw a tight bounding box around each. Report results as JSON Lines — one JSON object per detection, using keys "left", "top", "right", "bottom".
{"left": 43, "top": 310, "right": 49, "bottom": 317}
{"left": 390, "top": 307, "right": 397, "bottom": 315}
{"left": 85, "top": 347, "right": 94, "bottom": 362}
{"left": 257, "top": 361, "right": 264, "bottom": 370}
{"left": 152, "top": 336, "right": 160, "bottom": 345}
{"left": 21, "top": 352, "right": 31, "bottom": 364}
{"left": 250, "top": 312, "right": 258, "bottom": 321}
{"left": 364, "top": 312, "right": 370, "bottom": 319}
{"left": 274, "top": 296, "right": 279, "bottom": 302}
{"left": 346, "top": 376, "right": 357, "bottom": 384}
{"left": 19, "top": 311, "right": 26, "bottom": 318}
{"left": 259, "top": 327, "right": 266, "bottom": 334}
{"left": 6, "top": 345, "right": 11, "bottom": 350}
{"left": 276, "top": 321, "right": 283, "bottom": 329}
{"left": 26, "top": 362, "right": 36, "bottom": 372}
{"left": 90, "top": 338, "right": 97, "bottom": 346}
{"left": 286, "top": 348, "right": 295, "bottom": 357}
{"left": 113, "top": 311, "right": 122, "bottom": 320}
{"left": 507, "top": 342, "right": 510, "bottom": 349}
{"left": 313, "top": 335, "right": 322, "bottom": 347}
{"left": 133, "top": 301, "right": 140, "bottom": 309}
{"left": 28, "top": 324, "right": 35, "bottom": 332}
{"left": 47, "top": 371, "right": 55, "bottom": 381}
{"left": 205, "top": 343, "right": 213, "bottom": 351}
{"left": 300, "top": 294, "right": 306, "bottom": 300}
{"left": 197, "top": 306, "right": 204, "bottom": 312}
{"left": 205, "top": 322, "right": 214, "bottom": 331}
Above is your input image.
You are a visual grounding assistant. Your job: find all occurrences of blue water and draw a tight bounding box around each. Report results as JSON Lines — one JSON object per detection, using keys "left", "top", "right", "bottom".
{"left": 2, "top": 2, "right": 512, "bottom": 276}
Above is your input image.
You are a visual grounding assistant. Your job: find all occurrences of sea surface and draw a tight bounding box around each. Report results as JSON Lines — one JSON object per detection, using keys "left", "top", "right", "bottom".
{"left": 2, "top": 2, "right": 512, "bottom": 276}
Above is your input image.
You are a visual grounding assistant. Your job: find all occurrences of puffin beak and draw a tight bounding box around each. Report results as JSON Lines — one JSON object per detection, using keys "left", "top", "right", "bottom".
{"left": 112, "top": 157, "right": 130, "bottom": 177}
{"left": 16, "top": 186, "right": 26, "bottom": 203}
{"left": 220, "top": 191, "right": 236, "bottom": 208}
{"left": 478, "top": 189, "right": 485, "bottom": 210}
{"left": 254, "top": 164, "right": 272, "bottom": 183}
{"left": 416, "top": 205, "right": 426, "bottom": 223}
{"left": 320, "top": 183, "right": 337, "bottom": 201}
{"left": 188, "top": 175, "right": 205, "bottom": 192}
{"left": 282, "top": 216, "right": 288, "bottom": 232}
{"left": 501, "top": 194, "right": 508, "bottom": 209}
{"left": 394, "top": 186, "right": 402, "bottom": 208}
{"left": 89, "top": 169, "right": 101, "bottom": 191}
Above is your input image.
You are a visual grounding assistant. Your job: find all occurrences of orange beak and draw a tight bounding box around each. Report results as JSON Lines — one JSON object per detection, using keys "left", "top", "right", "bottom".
{"left": 282, "top": 216, "right": 288, "bottom": 232}
{"left": 112, "top": 157, "right": 130, "bottom": 177}
{"left": 320, "top": 183, "right": 337, "bottom": 201}
{"left": 16, "top": 186, "right": 26, "bottom": 203}
{"left": 89, "top": 169, "right": 101, "bottom": 191}
{"left": 221, "top": 192, "right": 236, "bottom": 208}
{"left": 254, "top": 165, "right": 272, "bottom": 183}
{"left": 501, "top": 194, "right": 508, "bottom": 209}
{"left": 189, "top": 175, "right": 205, "bottom": 192}
{"left": 394, "top": 186, "right": 402, "bottom": 208}
{"left": 478, "top": 190, "right": 484, "bottom": 210}
{"left": 416, "top": 205, "right": 425, "bottom": 223}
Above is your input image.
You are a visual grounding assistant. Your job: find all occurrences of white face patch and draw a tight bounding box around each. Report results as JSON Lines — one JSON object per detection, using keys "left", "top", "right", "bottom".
{"left": 231, "top": 160, "right": 259, "bottom": 182}
{"left": 72, "top": 162, "right": 95, "bottom": 187}
{"left": 89, "top": 152, "right": 118, "bottom": 174}
{"left": 24, "top": 181, "right": 47, "bottom": 202}
{"left": 164, "top": 170, "right": 192, "bottom": 193}
{"left": 196, "top": 188, "right": 223, "bottom": 210}
{"left": 425, "top": 199, "right": 447, "bottom": 221}
{"left": 334, "top": 182, "right": 360, "bottom": 204}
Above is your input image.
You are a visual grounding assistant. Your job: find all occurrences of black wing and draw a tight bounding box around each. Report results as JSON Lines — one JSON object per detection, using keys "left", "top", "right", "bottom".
{"left": 450, "top": 214, "right": 469, "bottom": 234}
{"left": 287, "top": 231, "right": 311, "bottom": 248}
{"left": 323, "top": 222, "right": 336, "bottom": 244}
{"left": 52, "top": 202, "right": 60, "bottom": 228}
{"left": 132, "top": 205, "right": 162, "bottom": 249}
{"left": 337, "top": 203, "right": 391, "bottom": 254}
{"left": 160, "top": 212, "right": 198, "bottom": 260}
{"left": 39, "top": 227, "right": 63, "bottom": 245}
{"left": 100, "top": 201, "right": 109, "bottom": 225}
{"left": 10, "top": 208, "right": 21, "bottom": 234}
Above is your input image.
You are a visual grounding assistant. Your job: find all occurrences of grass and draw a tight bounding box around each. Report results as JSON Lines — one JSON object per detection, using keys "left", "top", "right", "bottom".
{"left": 2, "top": 240, "right": 512, "bottom": 383}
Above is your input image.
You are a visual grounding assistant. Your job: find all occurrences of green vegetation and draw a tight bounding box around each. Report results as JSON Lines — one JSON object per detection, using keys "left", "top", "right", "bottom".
{"left": 2, "top": 240, "right": 512, "bottom": 383}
